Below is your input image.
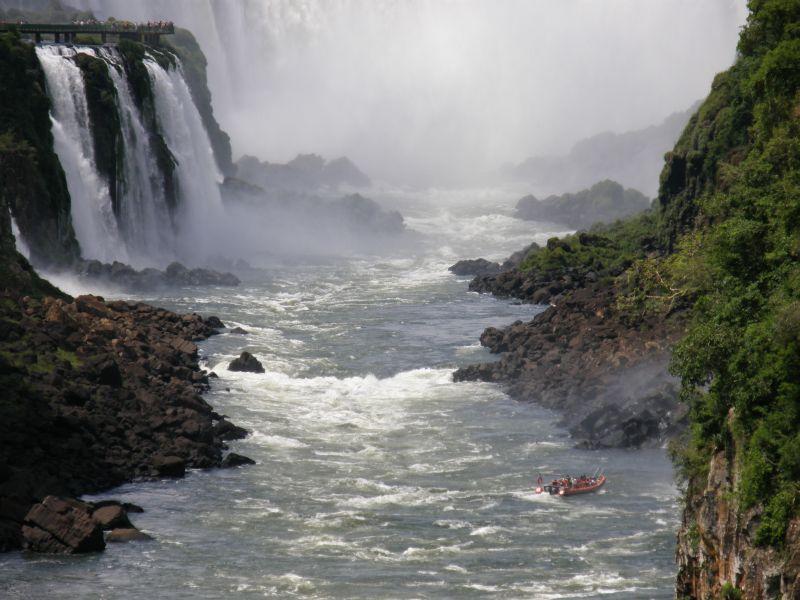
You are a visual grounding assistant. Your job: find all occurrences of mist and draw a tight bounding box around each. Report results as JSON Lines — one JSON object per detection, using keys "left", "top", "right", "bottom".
{"left": 71, "top": 0, "right": 747, "bottom": 186}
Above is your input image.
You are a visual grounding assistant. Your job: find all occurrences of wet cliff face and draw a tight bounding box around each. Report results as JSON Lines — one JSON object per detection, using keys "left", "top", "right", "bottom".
{"left": 0, "top": 32, "right": 80, "bottom": 268}
{"left": 676, "top": 444, "right": 800, "bottom": 599}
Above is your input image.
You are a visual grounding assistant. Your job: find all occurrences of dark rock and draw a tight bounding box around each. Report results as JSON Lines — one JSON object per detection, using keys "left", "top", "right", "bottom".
{"left": 75, "top": 260, "right": 239, "bottom": 291}
{"left": 152, "top": 455, "right": 186, "bottom": 478}
{"left": 213, "top": 420, "right": 248, "bottom": 440}
{"left": 106, "top": 527, "right": 153, "bottom": 543}
{"left": 92, "top": 505, "right": 132, "bottom": 530}
{"left": 229, "top": 327, "right": 248, "bottom": 335}
{"left": 448, "top": 258, "right": 501, "bottom": 277}
{"left": 97, "top": 360, "right": 123, "bottom": 387}
{"left": 22, "top": 496, "right": 105, "bottom": 554}
{"left": 221, "top": 453, "right": 256, "bottom": 468}
{"left": 454, "top": 278, "right": 686, "bottom": 448}
{"left": 205, "top": 316, "right": 225, "bottom": 329}
{"left": 229, "top": 351, "right": 264, "bottom": 373}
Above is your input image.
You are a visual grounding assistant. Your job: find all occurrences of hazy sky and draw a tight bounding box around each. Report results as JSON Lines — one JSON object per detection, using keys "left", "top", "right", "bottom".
{"left": 74, "top": 0, "right": 749, "bottom": 185}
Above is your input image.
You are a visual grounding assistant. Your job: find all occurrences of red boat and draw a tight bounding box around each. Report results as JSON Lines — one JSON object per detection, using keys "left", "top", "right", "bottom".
{"left": 535, "top": 474, "right": 606, "bottom": 496}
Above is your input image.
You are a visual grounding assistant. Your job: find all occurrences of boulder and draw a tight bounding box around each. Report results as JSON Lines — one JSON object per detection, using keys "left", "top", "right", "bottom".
{"left": 229, "top": 351, "right": 265, "bottom": 373}
{"left": 213, "top": 420, "right": 249, "bottom": 440}
{"left": 205, "top": 316, "right": 225, "bottom": 329}
{"left": 229, "top": 327, "right": 248, "bottom": 335}
{"left": 152, "top": 455, "right": 186, "bottom": 478}
{"left": 106, "top": 527, "right": 153, "bottom": 543}
{"left": 22, "top": 496, "right": 105, "bottom": 554}
{"left": 448, "top": 258, "right": 502, "bottom": 277}
{"left": 92, "top": 505, "right": 132, "bottom": 530}
{"left": 221, "top": 453, "right": 256, "bottom": 468}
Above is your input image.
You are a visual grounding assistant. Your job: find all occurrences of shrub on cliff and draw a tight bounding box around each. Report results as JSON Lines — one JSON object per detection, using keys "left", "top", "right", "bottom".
{"left": 661, "top": 0, "right": 800, "bottom": 547}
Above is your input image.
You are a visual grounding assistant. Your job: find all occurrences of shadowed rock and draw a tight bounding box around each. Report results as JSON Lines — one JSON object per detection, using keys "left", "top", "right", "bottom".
{"left": 92, "top": 505, "right": 132, "bottom": 530}
{"left": 221, "top": 453, "right": 255, "bottom": 468}
{"left": 21, "top": 496, "right": 105, "bottom": 554}
{"left": 229, "top": 351, "right": 264, "bottom": 373}
{"left": 449, "top": 258, "right": 501, "bottom": 277}
{"left": 106, "top": 528, "right": 153, "bottom": 543}
{"left": 152, "top": 455, "right": 186, "bottom": 478}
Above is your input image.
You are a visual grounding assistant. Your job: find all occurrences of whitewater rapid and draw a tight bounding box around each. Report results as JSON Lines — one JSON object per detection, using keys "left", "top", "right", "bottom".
{"left": 1, "top": 190, "right": 680, "bottom": 598}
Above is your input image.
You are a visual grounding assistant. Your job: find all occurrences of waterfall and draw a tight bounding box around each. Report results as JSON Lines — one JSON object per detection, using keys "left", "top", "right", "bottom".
{"left": 90, "top": 47, "right": 173, "bottom": 261}
{"left": 35, "top": 45, "right": 128, "bottom": 264}
{"left": 144, "top": 55, "right": 225, "bottom": 261}
{"left": 34, "top": 45, "right": 225, "bottom": 267}
{"left": 69, "top": 0, "right": 749, "bottom": 184}
{"left": 10, "top": 216, "right": 31, "bottom": 261}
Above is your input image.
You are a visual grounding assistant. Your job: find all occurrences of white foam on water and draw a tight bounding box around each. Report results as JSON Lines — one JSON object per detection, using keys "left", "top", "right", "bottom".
{"left": 469, "top": 525, "right": 504, "bottom": 537}
{"left": 433, "top": 520, "right": 472, "bottom": 530}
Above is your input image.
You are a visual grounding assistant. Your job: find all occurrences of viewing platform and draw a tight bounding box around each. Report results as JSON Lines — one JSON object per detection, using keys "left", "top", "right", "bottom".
{"left": 0, "top": 22, "right": 175, "bottom": 45}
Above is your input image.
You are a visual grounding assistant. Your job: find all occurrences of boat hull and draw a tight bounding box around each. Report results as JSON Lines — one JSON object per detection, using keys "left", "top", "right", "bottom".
{"left": 558, "top": 475, "right": 606, "bottom": 496}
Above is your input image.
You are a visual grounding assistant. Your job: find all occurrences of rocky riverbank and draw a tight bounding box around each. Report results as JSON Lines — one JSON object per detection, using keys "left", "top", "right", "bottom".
{"left": 0, "top": 292, "right": 250, "bottom": 553}
{"left": 453, "top": 257, "right": 687, "bottom": 448}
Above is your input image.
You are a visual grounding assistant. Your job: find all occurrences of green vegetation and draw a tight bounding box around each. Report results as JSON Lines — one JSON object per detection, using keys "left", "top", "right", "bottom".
{"left": 518, "top": 211, "right": 657, "bottom": 285}
{"left": 654, "top": 0, "right": 800, "bottom": 547}
{"left": 513, "top": 1, "right": 800, "bottom": 549}
{"left": 721, "top": 582, "right": 744, "bottom": 600}
{"left": 515, "top": 180, "right": 651, "bottom": 229}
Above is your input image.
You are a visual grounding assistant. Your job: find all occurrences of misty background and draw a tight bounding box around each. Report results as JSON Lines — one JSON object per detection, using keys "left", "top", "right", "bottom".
{"left": 67, "top": 0, "right": 748, "bottom": 187}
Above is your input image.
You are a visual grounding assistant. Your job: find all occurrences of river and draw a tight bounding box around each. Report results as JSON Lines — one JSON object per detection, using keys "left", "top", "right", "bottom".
{"left": 1, "top": 188, "right": 679, "bottom": 599}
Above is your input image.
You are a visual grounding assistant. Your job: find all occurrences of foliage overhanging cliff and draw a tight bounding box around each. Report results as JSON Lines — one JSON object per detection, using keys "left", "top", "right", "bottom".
{"left": 462, "top": 2, "right": 800, "bottom": 594}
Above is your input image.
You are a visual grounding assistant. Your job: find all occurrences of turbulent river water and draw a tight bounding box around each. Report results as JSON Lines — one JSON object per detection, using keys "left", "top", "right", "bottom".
{"left": 2, "top": 189, "right": 679, "bottom": 599}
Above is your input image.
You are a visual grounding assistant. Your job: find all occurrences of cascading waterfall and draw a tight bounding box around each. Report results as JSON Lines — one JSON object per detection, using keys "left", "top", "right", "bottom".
{"left": 35, "top": 45, "right": 128, "bottom": 264}
{"left": 95, "top": 46, "right": 175, "bottom": 261}
{"left": 71, "top": 0, "right": 749, "bottom": 184}
{"left": 10, "top": 216, "right": 31, "bottom": 261}
{"left": 35, "top": 44, "right": 225, "bottom": 267}
{"left": 144, "top": 55, "right": 225, "bottom": 260}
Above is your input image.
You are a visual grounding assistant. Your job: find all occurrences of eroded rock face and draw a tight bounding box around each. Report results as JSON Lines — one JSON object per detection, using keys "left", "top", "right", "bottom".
{"left": 675, "top": 447, "right": 800, "bottom": 599}
{"left": 454, "top": 283, "right": 687, "bottom": 448}
{"left": 229, "top": 351, "right": 265, "bottom": 373}
{"left": 22, "top": 496, "right": 105, "bottom": 554}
